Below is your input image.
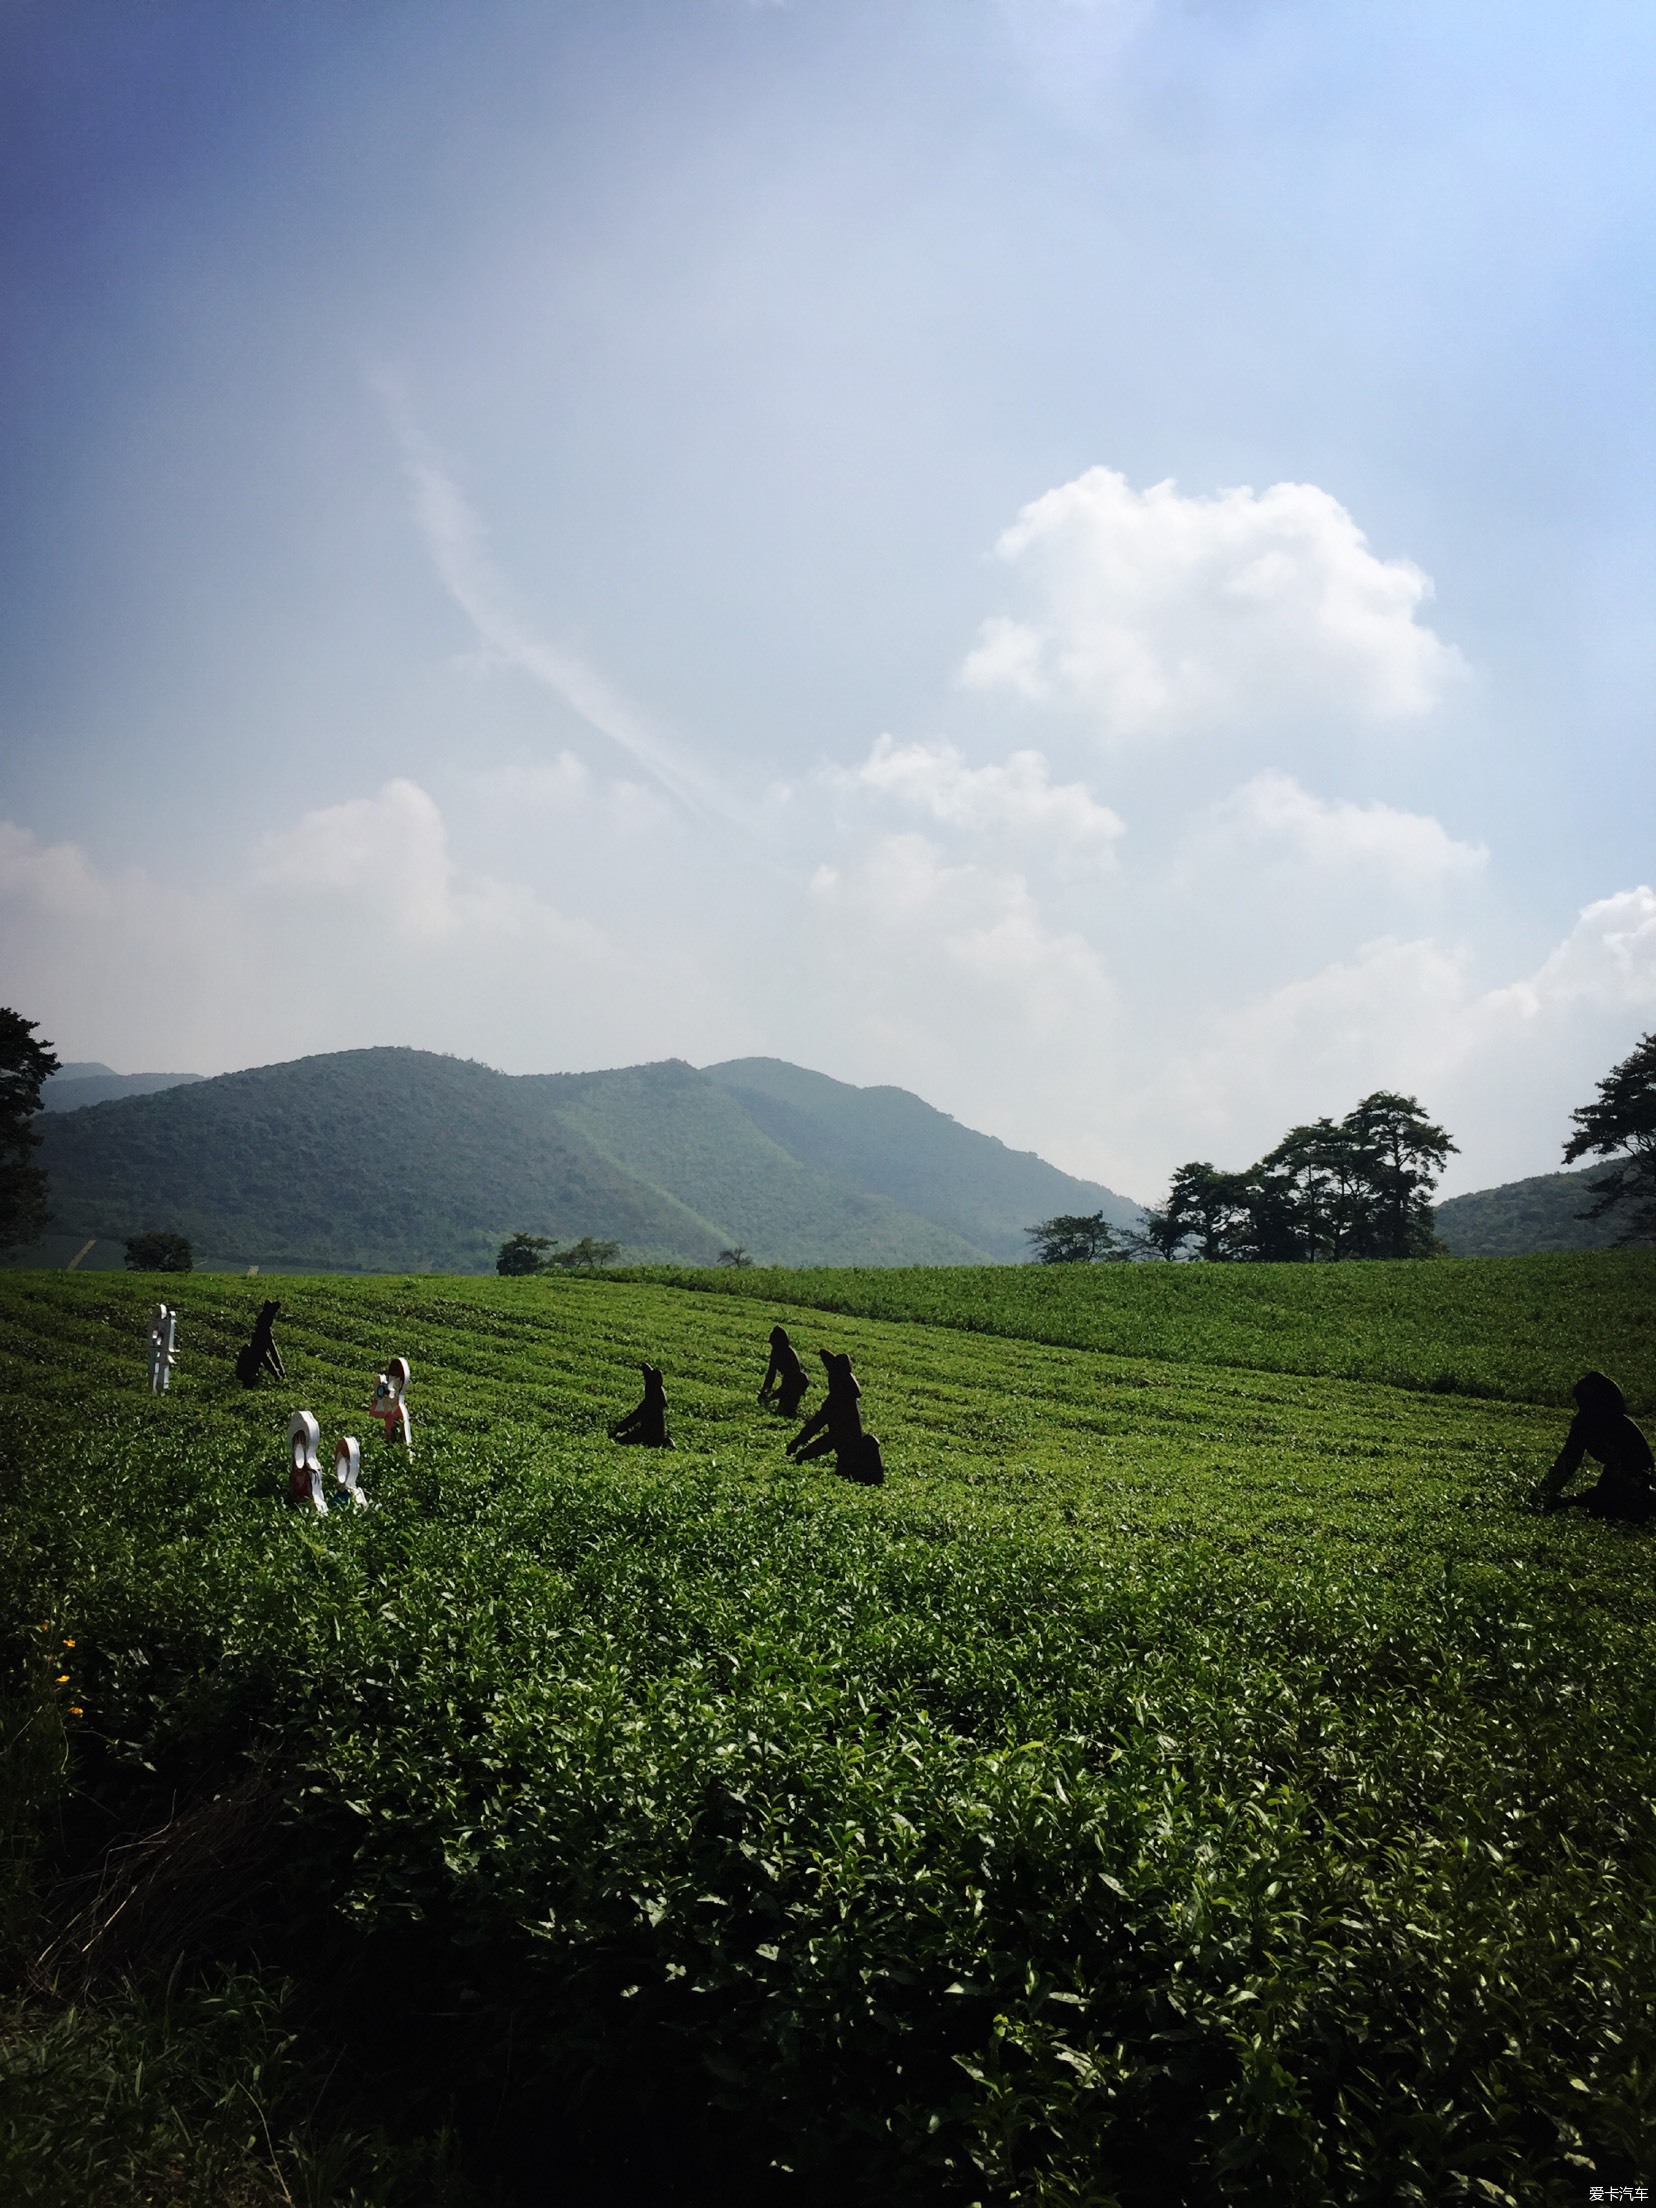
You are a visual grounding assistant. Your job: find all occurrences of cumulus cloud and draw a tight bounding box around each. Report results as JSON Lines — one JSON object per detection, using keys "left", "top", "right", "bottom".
{"left": 1130, "top": 884, "right": 1656, "bottom": 1195}
{"left": 962, "top": 467, "right": 1464, "bottom": 740}
{"left": 793, "top": 832, "right": 1122, "bottom": 1166}
{"left": 1196, "top": 772, "right": 1487, "bottom": 886}
{"left": 0, "top": 782, "right": 729, "bottom": 1076}
{"left": 1491, "top": 886, "right": 1656, "bottom": 1017}
{"left": 838, "top": 736, "right": 1125, "bottom": 864}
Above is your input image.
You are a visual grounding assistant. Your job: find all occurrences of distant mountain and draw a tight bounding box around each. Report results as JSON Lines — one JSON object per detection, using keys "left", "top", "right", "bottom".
{"left": 705, "top": 1057, "right": 1141, "bottom": 1262}
{"left": 28, "top": 1047, "right": 1142, "bottom": 1272}
{"left": 42, "top": 1064, "right": 204, "bottom": 1111}
{"left": 1435, "top": 1165, "right": 1642, "bottom": 1257}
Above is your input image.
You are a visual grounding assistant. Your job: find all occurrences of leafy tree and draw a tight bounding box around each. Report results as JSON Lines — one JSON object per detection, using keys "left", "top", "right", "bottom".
{"left": 548, "top": 1236, "right": 620, "bottom": 1270}
{"left": 496, "top": 1232, "right": 557, "bottom": 1276}
{"left": 1120, "top": 1208, "right": 1187, "bottom": 1261}
{"left": 1563, "top": 1030, "right": 1656, "bottom": 1243}
{"left": 1151, "top": 1093, "right": 1455, "bottom": 1265}
{"left": 1343, "top": 1092, "right": 1456, "bottom": 1257}
{"left": 1025, "top": 1211, "right": 1121, "bottom": 1263}
{"left": 0, "top": 1008, "right": 59, "bottom": 1251}
{"left": 718, "top": 1247, "right": 753, "bottom": 1268}
{"left": 125, "top": 1232, "right": 193, "bottom": 1272}
{"left": 1164, "top": 1164, "right": 1257, "bottom": 1262}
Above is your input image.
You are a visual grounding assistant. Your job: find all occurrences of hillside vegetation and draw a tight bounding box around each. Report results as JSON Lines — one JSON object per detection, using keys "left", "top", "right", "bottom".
{"left": 1435, "top": 1164, "right": 1638, "bottom": 1256}
{"left": 2, "top": 1256, "right": 1653, "bottom": 2203}
{"left": 30, "top": 1047, "right": 1138, "bottom": 1272}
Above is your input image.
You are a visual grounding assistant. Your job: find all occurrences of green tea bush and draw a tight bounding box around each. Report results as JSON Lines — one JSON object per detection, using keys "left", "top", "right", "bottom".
{"left": 627, "top": 1250, "right": 1656, "bottom": 1411}
{"left": 1, "top": 1269, "right": 1653, "bottom": 2202}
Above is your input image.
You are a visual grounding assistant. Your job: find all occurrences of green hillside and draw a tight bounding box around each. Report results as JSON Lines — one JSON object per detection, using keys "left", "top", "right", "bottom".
{"left": 531, "top": 1059, "right": 989, "bottom": 1265}
{"left": 706, "top": 1054, "right": 1142, "bottom": 1258}
{"left": 32, "top": 1048, "right": 729, "bottom": 1273}
{"left": 28, "top": 1047, "right": 1129, "bottom": 1272}
{"left": 3, "top": 1259, "right": 1652, "bottom": 2202}
{"left": 1436, "top": 1164, "right": 1640, "bottom": 1256}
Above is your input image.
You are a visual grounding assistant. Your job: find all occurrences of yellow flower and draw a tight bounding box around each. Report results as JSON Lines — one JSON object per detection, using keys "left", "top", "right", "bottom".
{"left": 64, "top": 1638, "right": 75, "bottom": 1648}
{"left": 56, "top": 1674, "right": 69, "bottom": 1684}
{"left": 69, "top": 1706, "right": 84, "bottom": 1717}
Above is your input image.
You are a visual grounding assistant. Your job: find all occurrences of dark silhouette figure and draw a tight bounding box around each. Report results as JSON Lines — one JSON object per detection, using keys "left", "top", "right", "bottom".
{"left": 758, "top": 1326, "right": 810, "bottom": 1419}
{"left": 1538, "top": 1371, "right": 1656, "bottom": 1522}
{"left": 234, "top": 1300, "right": 286, "bottom": 1388}
{"left": 610, "top": 1362, "right": 673, "bottom": 1448}
{"left": 787, "top": 1350, "right": 885, "bottom": 1486}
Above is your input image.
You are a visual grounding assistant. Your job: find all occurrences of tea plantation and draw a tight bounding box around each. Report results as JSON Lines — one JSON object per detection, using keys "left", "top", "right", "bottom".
{"left": 2, "top": 1259, "right": 1653, "bottom": 2205}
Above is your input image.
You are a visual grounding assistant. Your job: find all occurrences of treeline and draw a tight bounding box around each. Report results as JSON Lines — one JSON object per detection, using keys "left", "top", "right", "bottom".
{"left": 1031, "top": 1091, "right": 1456, "bottom": 1265}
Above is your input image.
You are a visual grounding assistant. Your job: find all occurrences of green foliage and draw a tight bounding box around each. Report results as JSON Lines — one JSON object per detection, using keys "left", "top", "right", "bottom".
{"left": 1436, "top": 1167, "right": 1639, "bottom": 1257}
{"left": 548, "top": 1235, "right": 620, "bottom": 1270}
{"left": 629, "top": 1248, "right": 1656, "bottom": 1411}
{"left": 1162, "top": 1094, "right": 1456, "bottom": 1263}
{"left": 496, "top": 1231, "right": 556, "bottom": 1276}
{"left": 1565, "top": 1029, "right": 1656, "bottom": 1243}
{"left": 1025, "top": 1211, "right": 1122, "bottom": 1263}
{"left": 124, "top": 1231, "right": 194, "bottom": 1272}
{"left": 0, "top": 1008, "right": 59, "bottom": 1252}
{"left": 705, "top": 1056, "right": 1142, "bottom": 1260}
{"left": 2, "top": 1262, "right": 1654, "bottom": 2201}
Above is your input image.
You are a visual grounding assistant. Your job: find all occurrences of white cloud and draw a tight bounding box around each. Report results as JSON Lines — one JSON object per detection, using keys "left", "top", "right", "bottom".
{"left": 1198, "top": 771, "right": 1487, "bottom": 885}
{"left": 794, "top": 832, "right": 1121, "bottom": 1167}
{"left": 962, "top": 467, "right": 1464, "bottom": 740}
{"left": 1489, "top": 886, "right": 1656, "bottom": 1017}
{"left": 839, "top": 735, "right": 1125, "bottom": 864}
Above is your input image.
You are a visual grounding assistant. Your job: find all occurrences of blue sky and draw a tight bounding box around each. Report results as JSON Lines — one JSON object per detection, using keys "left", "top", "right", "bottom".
{"left": 3, "top": 0, "right": 1653, "bottom": 1199}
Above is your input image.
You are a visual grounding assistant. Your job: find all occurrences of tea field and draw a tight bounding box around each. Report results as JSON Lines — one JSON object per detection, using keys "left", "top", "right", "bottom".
{"left": 631, "top": 1249, "right": 1656, "bottom": 1410}
{"left": 2, "top": 1262, "right": 1654, "bottom": 2205}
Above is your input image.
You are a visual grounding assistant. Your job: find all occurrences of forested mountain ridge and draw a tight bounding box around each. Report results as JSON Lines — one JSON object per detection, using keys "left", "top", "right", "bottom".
{"left": 29, "top": 1046, "right": 1140, "bottom": 1272}
{"left": 1434, "top": 1165, "right": 1640, "bottom": 1256}
{"left": 705, "top": 1057, "right": 1143, "bottom": 1262}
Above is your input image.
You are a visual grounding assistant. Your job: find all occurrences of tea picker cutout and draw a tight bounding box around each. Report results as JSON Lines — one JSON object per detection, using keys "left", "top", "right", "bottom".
{"left": 1537, "top": 1371, "right": 1656, "bottom": 1523}
{"left": 370, "top": 1357, "right": 412, "bottom": 1451}
{"left": 610, "top": 1362, "right": 673, "bottom": 1448}
{"left": 334, "top": 1435, "right": 366, "bottom": 1508}
{"left": 787, "top": 1350, "right": 885, "bottom": 1485}
{"left": 287, "top": 1413, "right": 367, "bottom": 1512}
{"left": 758, "top": 1326, "right": 810, "bottom": 1419}
{"left": 235, "top": 1301, "right": 286, "bottom": 1388}
{"left": 288, "top": 1411, "right": 328, "bottom": 1513}
{"left": 148, "top": 1303, "right": 179, "bottom": 1394}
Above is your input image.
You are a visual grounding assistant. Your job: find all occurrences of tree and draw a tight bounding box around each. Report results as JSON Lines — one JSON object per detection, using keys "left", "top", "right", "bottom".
{"left": 1147, "top": 1092, "right": 1456, "bottom": 1265}
{"left": 1164, "top": 1163, "right": 1256, "bottom": 1262}
{"left": 497, "top": 1232, "right": 557, "bottom": 1276}
{"left": 1342, "top": 1091, "right": 1456, "bottom": 1258}
{"left": 718, "top": 1247, "right": 753, "bottom": 1268}
{"left": 1120, "top": 1208, "right": 1187, "bottom": 1261}
{"left": 125, "top": 1231, "right": 193, "bottom": 1272}
{"left": 0, "top": 1008, "right": 59, "bottom": 1251}
{"left": 1563, "top": 1031, "right": 1656, "bottom": 1244}
{"left": 1025, "top": 1211, "right": 1121, "bottom": 1263}
{"left": 548, "top": 1236, "right": 620, "bottom": 1270}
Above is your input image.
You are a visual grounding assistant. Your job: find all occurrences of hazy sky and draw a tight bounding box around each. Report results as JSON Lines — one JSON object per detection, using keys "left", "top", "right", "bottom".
{"left": 3, "top": 0, "right": 1654, "bottom": 1199}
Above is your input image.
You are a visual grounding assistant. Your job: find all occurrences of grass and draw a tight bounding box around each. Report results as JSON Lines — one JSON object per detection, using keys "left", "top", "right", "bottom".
{"left": 1, "top": 1262, "right": 1653, "bottom": 2204}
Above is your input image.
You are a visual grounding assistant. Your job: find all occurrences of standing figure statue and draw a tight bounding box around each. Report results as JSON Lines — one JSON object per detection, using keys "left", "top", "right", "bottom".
{"left": 235, "top": 1301, "right": 286, "bottom": 1388}
{"left": 1537, "top": 1371, "right": 1656, "bottom": 1522}
{"left": 370, "top": 1357, "right": 412, "bottom": 1451}
{"left": 786, "top": 1350, "right": 885, "bottom": 1485}
{"left": 610, "top": 1362, "right": 673, "bottom": 1448}
{"left": 148, "top": 1303, "right": 179, "bottom": 1394}
{"left": 758, "top": 1325, "right": 810, "bottom": 1419}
